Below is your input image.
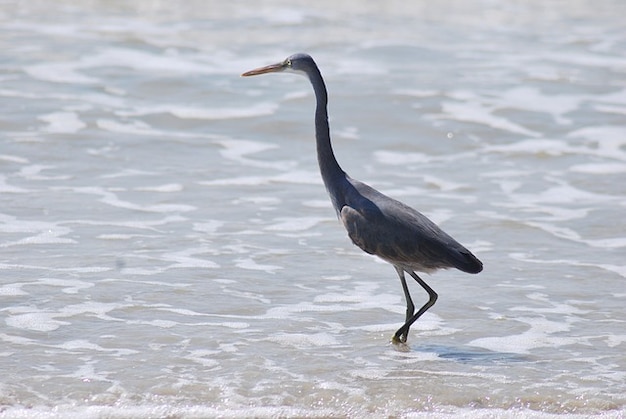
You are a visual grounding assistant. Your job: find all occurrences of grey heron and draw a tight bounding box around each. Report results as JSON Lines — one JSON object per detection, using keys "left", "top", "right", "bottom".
{"left": 242, "top": 53, "right": 482, "bottom": 346}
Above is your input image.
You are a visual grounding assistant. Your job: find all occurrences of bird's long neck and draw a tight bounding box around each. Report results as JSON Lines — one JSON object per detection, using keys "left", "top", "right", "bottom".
{"left": 308, "top": 65, "right": 347, "bottom": 210}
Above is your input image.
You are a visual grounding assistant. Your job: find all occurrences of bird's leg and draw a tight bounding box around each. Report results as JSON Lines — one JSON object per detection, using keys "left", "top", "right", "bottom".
{"left": 393, "top": 270, "right": 438, "bottom": 344}
{"left": 398, "top": 269, "right": 415, "bottom": 327}
{"left": 392, "top": 267, "right": 415, "bottom": 344}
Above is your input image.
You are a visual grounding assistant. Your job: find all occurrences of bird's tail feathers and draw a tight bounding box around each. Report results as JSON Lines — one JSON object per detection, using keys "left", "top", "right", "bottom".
{"left": 455, "top": 250, "right": 483, "bottom": 274}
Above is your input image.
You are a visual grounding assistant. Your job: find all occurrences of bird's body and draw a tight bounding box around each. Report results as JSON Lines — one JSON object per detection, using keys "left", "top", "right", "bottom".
{"left": 340, "top": 177, "right": 482, "bottom": 275}
{"left": 242, "top": 53, "right": 482, "bottom": 346}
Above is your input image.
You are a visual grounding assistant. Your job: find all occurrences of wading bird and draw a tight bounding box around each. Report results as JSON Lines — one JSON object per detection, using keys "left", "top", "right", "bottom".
{"left": 242, "top": 53, "right": 482, "bottom": 346}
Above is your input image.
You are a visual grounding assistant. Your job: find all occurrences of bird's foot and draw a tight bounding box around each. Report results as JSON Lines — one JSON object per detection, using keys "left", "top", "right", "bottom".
{"left": 390, "top": 335, "right": 410, "bottom": 352}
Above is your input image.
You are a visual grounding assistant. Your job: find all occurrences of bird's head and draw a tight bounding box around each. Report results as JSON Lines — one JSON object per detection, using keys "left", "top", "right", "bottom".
{"left": 241, "top": 53, "right": 316, "bottom": 77}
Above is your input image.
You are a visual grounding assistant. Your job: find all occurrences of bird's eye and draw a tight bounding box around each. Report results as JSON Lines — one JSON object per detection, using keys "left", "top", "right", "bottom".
{"left": 286, "top": 59, "right": 292, "bottom": 67}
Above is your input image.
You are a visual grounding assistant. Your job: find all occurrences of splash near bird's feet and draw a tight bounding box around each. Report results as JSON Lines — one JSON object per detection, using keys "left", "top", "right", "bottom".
{"left": 391, "top": 335, "right": 411, "bottom": 352}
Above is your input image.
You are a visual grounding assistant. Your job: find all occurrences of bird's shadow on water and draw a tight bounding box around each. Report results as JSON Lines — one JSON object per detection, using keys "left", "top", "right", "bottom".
{"left": 413, "top": 344, "right": 528, "bottom": 365}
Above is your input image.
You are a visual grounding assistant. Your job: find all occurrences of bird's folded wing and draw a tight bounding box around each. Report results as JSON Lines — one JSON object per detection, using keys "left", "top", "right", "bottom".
{"left": 339, "top": 205, "right": 379, "bottom": 256}
{"left": 339, "top": 204, "right": 476, "bottom": 273}
{"left": 340, "top": 204, "right": 422, "bottom": 265}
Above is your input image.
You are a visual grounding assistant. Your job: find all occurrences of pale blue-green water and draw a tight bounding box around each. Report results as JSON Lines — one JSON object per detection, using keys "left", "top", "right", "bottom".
{"left": 1, "top": 1, "right": 625, "bottom": 417}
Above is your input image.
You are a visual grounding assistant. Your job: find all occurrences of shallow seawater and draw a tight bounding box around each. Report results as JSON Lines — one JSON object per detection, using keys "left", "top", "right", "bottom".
{"left": 1, "top": 1, "right": 625, "bottom": 417}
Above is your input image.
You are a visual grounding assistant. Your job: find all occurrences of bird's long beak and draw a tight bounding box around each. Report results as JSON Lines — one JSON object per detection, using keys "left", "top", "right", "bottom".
{"left": 241, "top": 61, "right": 286, "bottom": 77}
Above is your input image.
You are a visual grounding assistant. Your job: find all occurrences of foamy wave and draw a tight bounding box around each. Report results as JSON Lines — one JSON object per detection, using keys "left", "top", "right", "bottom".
{"left": 38, "top": 111, "right": 86, "bottom": 134}
{"left": 120, "top": 102, "right": 278, "bottom": 120}
{"left": 445, "top": 102, "right": 539, "bottom": 136}
{"left": 267, "top": 332, "right": 340, "bottom": 348}
{"left": 0, "top": 175, "right": 29, "bottom": 193}
{"left": 264, "top": 216, "right": 328, "bottom": 232}
{"left": 57, "top": 186, "right": 196, "bottom": 213}
{"left": 213, "top": 138, "right": 295, "bottom": 169}
{"left": 0, "top": 214, "right": 76, "bottom": 248}
{"left": 199, "top": 170, "right": 320, "bottom": 186}
{"left": 234, "top": 257, "right": 283, "bottom": 273}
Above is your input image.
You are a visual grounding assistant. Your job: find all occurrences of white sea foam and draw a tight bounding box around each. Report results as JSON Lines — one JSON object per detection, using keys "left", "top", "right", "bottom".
{"left": 220, "top": 286, "right": 273, "bottom": 305}
{"left": 69, "top": 215, "right": 187, "bottom": 231}
{"left": 97, "top": 233, "right": 145, "bottom": 240}
{"left": 233, "top": 196, "right": 281, "bottom": 205}
{"left": 510, "top": 292, "right": 590, "bottom": 315}
{"left": 335, "top": 126, "right": 360, "bottom": 140}
{"left": 97, "top": 118, "right": 163, "bottom": 136}
{"left": 5, "top": 312, "right": 70, "bottom": 332}
{"left": 264, "top": 282, "right": 405, "bottom": 321}
{"left": 264, "top": 216, "right": 328, "bottom": 232}
{"left": 0, "top": 405, "right": 346, "bottom": 419}
{"left": 302, "top": 199, "right": 333, "bottom": 208}
{"left": 420, "top": 174, "right": 466, "bottom": 191}
{"left": 567, "top": 125, "right": 626, "bottom": 160}
{"left": 511, "top": 182, "right": 614, "bottom": 206}
{"left": 0, "top": 214, "right": 76, "bottom": 247}
{"left": 18, "top": 164, "right": 70, "bottom": 180}
{"left": 0, "top": 283, "right": 28, "bottom": 296}
{"left": 570, "top": 162, "right": 626, "bottom": 174}
{"left": 432, "top": 98, "right": 540, "bottom": 137}
{"left": 24, "top": 62, "right": 100, "bottom": 84}
{"left": 469, "top": 316, "right": 579, "bottom": 355}
{"left": 24, "top": 46, "right": 223, "bottom": 85}
{"left": 38, "top": 111, "right": 86, "bottom": 133}
{"left": 0, "top": 333, "right": 37, "bottom": 346}
{"left": 213, "top": 138, "right": 293, "bottom": 169}
{"left": 0, "top": 154, "right": 29, "bottom": 164}
{"left": 392, "top": 88, "right": 440, "bottom": 98}
{"left": 160, "top": 248, "right": 220, "bottom": 269}
{"left": 335, "top": 58, "right": 387, "bottom": 75}
{"left": 234, "top": 257, "right": 283, "bottom": 273}
{"left": 183, "top": 349, "right": 221, "bottom": 368}
{"left": 81, "top": 47, "right": 211, "bottom": 75}
{"left": 486, "top": 138, "right": 580, "bottom": 156}
{"left": 58, "top": 186, "right": 196, "bottom": 213}
{"left": 594, "top": 103, "right": 626, "bottom": 116}
{"left": 268, "top": 332, "right": 340, "bottom": 348}
{"left": 39, "top": 278, "right": 94, "bottom": 294}
{"left": 374, "top": 150, "right": 437, "bottom": 165}
{"left": 497, "top": 86, "right": 583, "bottom": 125}
{"left": 156, "top": 308, "right": 205, "bottom": 317}
{"left": 260, "top": 8, "right": 308, "bottom": 24}
{"left": 192, "top": 220, "right": 225, "bottom": 234}
{"left": 584, "top": 237, "right": 626, "bottom": 249}
{"left": 544, "top": 50, "right": 626, "bottom": 70}
{"left": 54, "top": 339, "right": 139, "bottom": 356}
{"left": 0, "top": 175, "right": 29, "bottom": 193}
{"left": 199, "top": 170, "right": 320, "bottom": 186}
{"left": 135, "top": 183, "right": 183, "bottom": 192}
{"left": 120, "top": 102, "right": 279, "bottom": 120}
